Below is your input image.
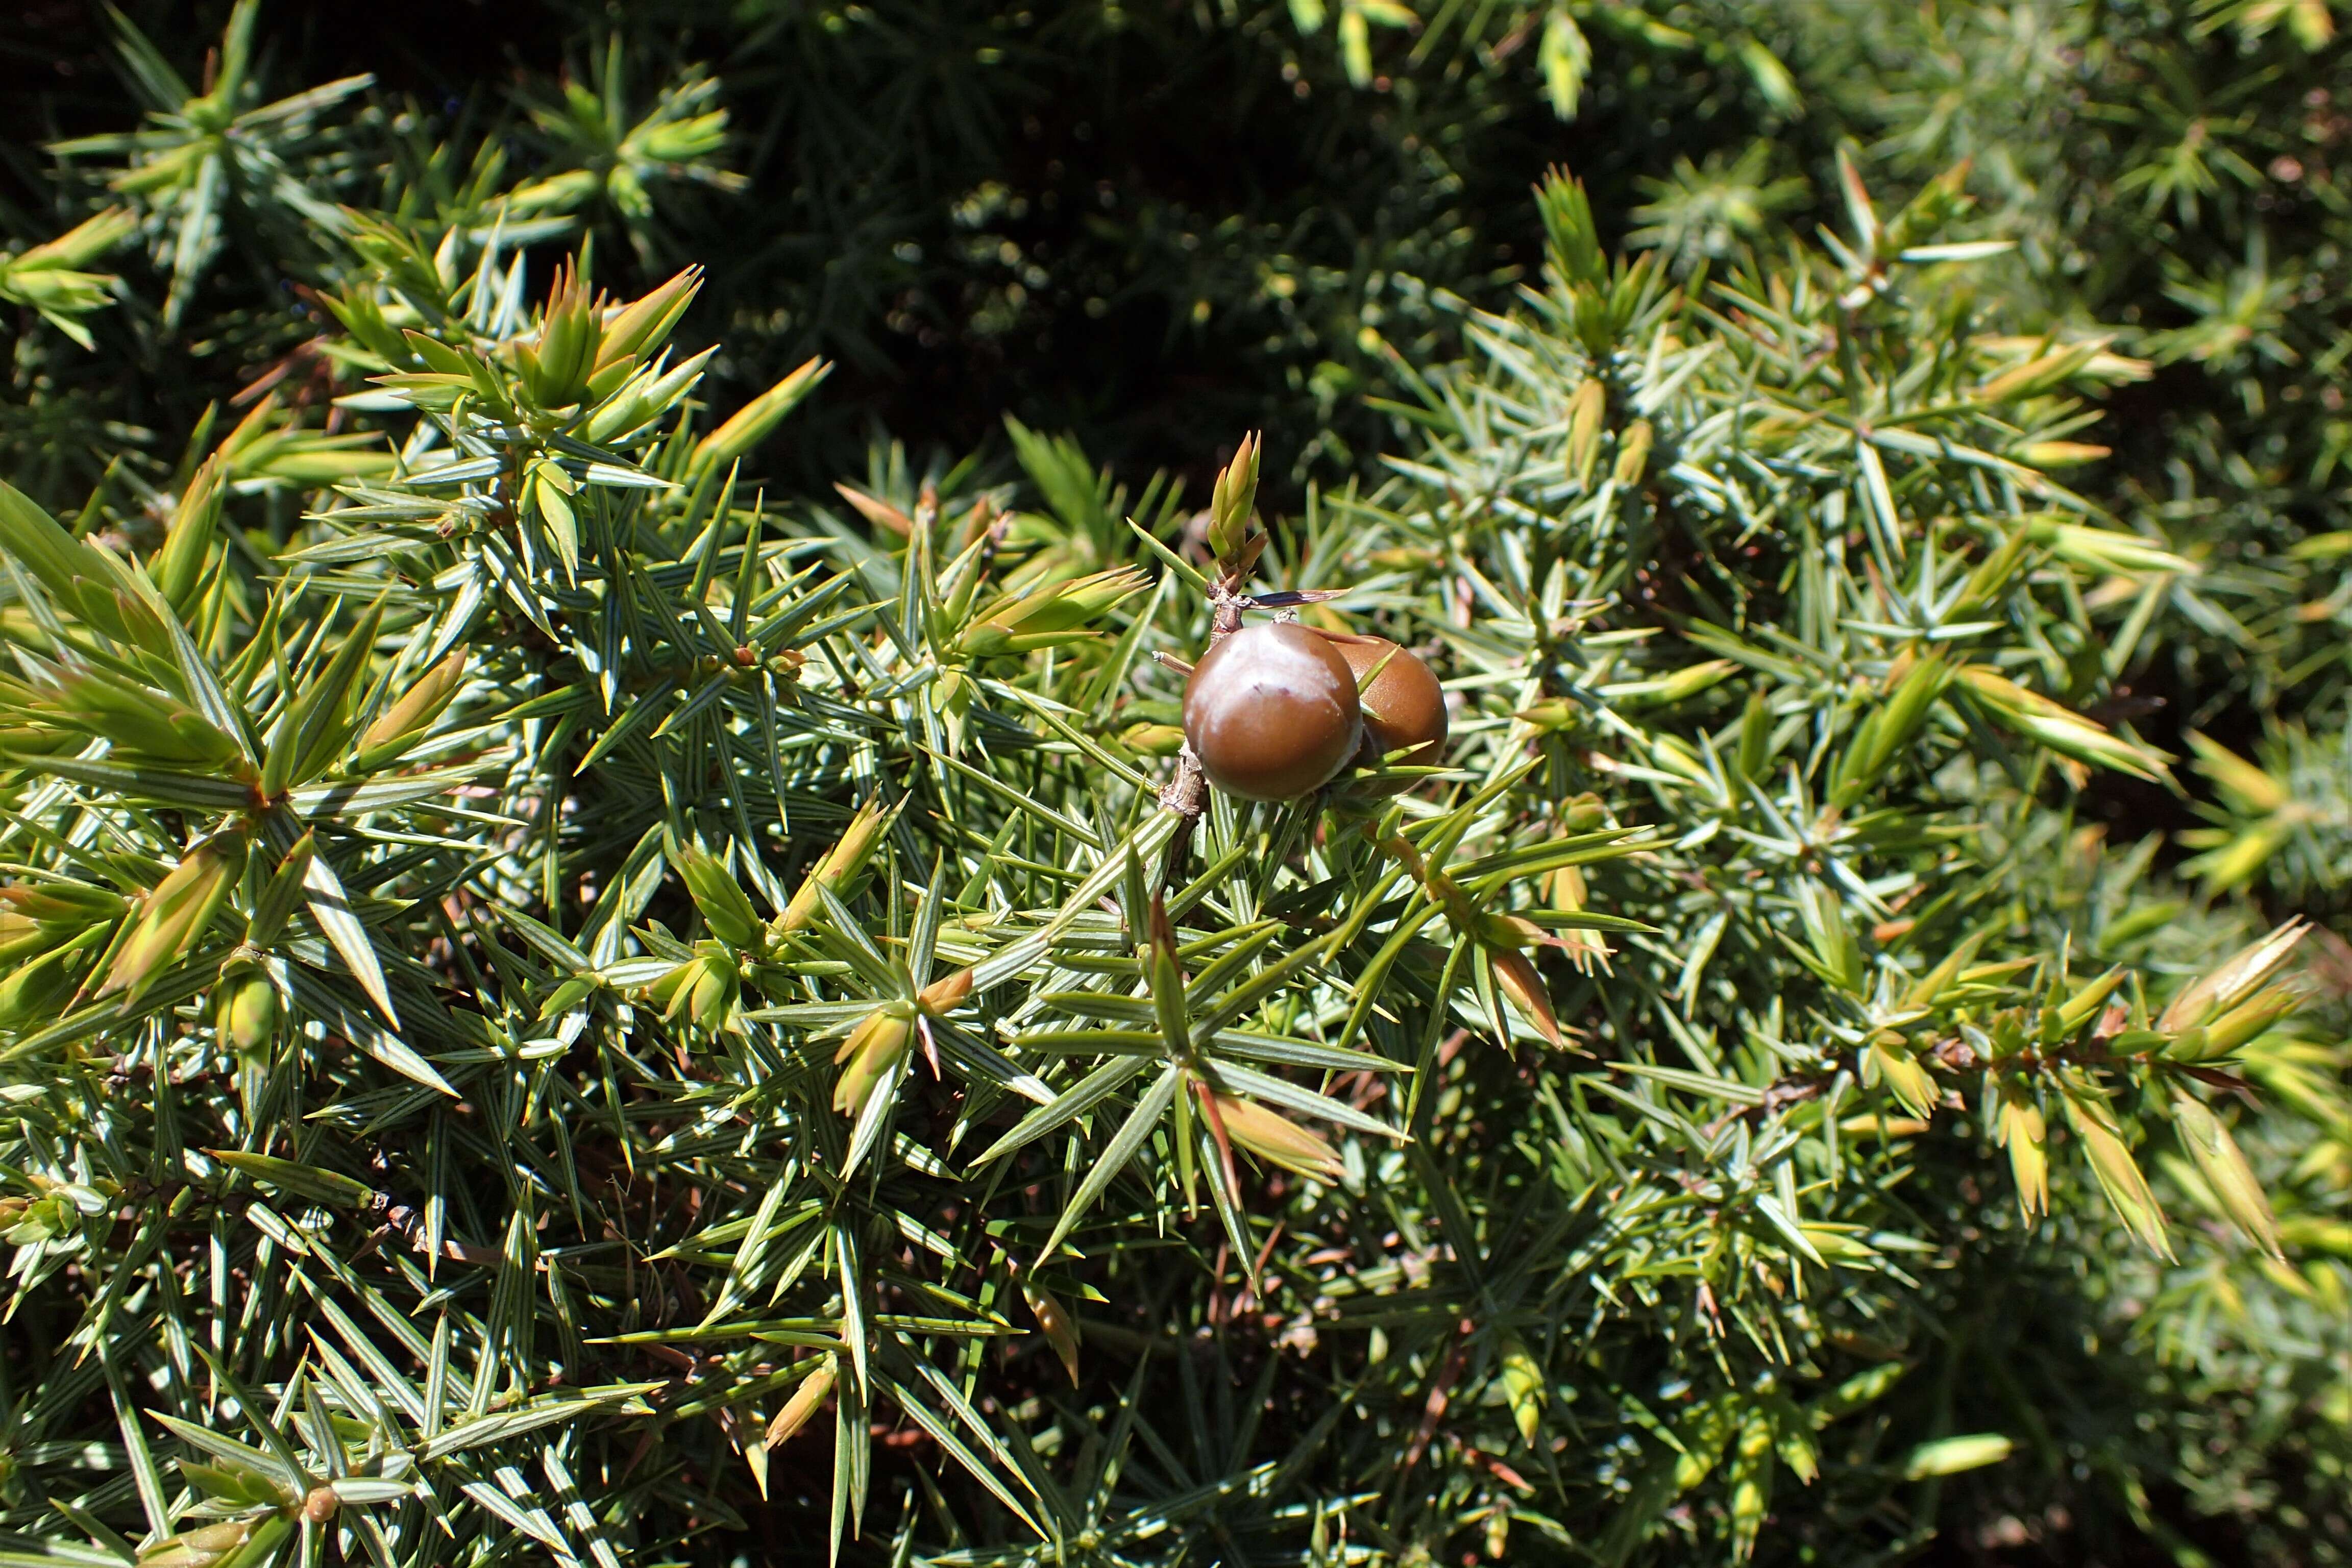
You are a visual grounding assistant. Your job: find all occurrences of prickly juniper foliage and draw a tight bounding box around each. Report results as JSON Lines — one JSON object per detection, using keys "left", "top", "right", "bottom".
{"left": 0, "top": 4, "right": 2348, "bottom": 1566}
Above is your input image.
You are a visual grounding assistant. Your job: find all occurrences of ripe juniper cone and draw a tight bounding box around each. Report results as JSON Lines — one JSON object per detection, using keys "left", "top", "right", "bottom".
{"left": 1319, "top": 632, "right": 1448, "bottom": 770}
{"left": 1182, "top": 622, "right": 1363, "bottom": 800}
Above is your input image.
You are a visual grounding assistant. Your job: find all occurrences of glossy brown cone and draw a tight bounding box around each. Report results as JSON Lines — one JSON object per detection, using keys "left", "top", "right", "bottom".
{"left": 1183, "top": 622, "right": 1363, "bottom": 800}
{"left": 1321, "top": 632, "right": 1449, "bottom": 768}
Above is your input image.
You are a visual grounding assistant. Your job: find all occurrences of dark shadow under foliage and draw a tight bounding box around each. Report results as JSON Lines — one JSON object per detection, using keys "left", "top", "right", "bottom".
{"left": 0, "top": 0, "right": 1808, "bottom": 501}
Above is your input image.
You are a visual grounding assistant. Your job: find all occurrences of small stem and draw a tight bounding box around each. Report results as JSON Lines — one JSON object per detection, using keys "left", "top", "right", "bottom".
{"left": 1208, "top": 578, "right": 1247, "bottom": 641}
{"left": 1158, "top": 750, "right": 1207, "bottom": 891}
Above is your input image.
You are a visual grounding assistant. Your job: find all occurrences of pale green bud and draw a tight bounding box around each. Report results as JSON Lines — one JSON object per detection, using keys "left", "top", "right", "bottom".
{"left": 99, "top": 834, "right": 246, "bottom": 1003}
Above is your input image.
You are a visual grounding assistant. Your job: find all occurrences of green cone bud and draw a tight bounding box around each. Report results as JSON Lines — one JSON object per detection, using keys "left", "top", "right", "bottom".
{"left": 765, "top": 1357, "right": 837, "bottom": 1449}
{"left": 649, "top": 945, "right": 742, "bottom": 1038}
{"left": 2159, "top": 920, "right": 2309, "bottom": 1034}
{"left": 1610, "top": 419, "right": 1653, "bottom": 485}
{"left": 833, "top": 1001, "right": 914, "bottom": 1117}
{"left": 1500, "top": 1336, "right": 1547, "bottom": 1445}
{"left": 351, "top": 647, "right": 469, "bottom": 773}
{"left": 597, "top": 266, "right": 703, "bottom": 373}
{"left": 0, "top": 946, "right": 82, "bottom": 1026}
{"left": 955, "top": 567, "right": 1149, "bottom": 657}
{"left": 2171, "top": 1089, "right": 2281, "bottom": 1257}
{"left": 152, "top": 456, "right": 224, "bottom": 612}
{"left": 1565, "top": 378, "right": 1605, "bottom": 486}
{"left": 0, "top": 913, "right": 46, "bottom": 967}
{"left": 50, "top": 670, "right": 247, "bottom": 773}
{"left": 678, "top": 847, "right": 763, "bottom": 952}
{"left": 214, "top": 968, "right": 277, "bottom": 1054}
{"left": 99, "top": 834, "right": 247, "bottom": 1003}
{"left": 1120, "top": 722, "right": 1186, "bottom": 756}
{"left": 1204, "top": 1088, "right": 1343, "bottom": 1183}
{"left": 525, "top": 261, "right": 602, "bottom": 408}
{"left": 136, "top": 1519, "right": 251, "bottom": 1568}
{"left": 780, "top": 799, "right": 895, "bottom": 935}
{"left": 1208, "top": 432, "right": 1261, "bottom": 565}
{"left": 0, "top": 881, "right": 128, "bottom": 926}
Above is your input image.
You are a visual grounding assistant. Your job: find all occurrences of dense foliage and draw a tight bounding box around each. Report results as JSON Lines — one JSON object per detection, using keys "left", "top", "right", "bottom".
{"left": 0, "top": 3, "right": 2346, "bottom": 1566}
